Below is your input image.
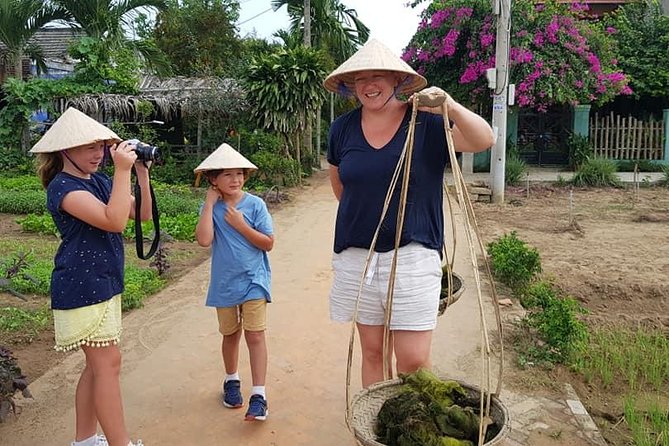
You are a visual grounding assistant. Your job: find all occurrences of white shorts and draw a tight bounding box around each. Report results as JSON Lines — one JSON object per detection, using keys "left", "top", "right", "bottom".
{"left": 329, "top": 243, "right": 442, "bottom": 331}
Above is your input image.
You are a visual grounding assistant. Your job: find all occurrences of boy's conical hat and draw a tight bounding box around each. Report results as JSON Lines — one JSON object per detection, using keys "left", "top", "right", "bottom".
{"left": 30, "top": 107, "right": 121, "bottom": 153}
{"left": 194, "top": 143, "right": 257, "bottom": 173}
{"left": 323, "top": 38, "right": 427, "bottom": 95}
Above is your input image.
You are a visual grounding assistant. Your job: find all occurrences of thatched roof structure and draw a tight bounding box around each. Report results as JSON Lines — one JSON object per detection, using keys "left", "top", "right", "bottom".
{"left": 57, "top": 75, "right": 248, "bottom": 123}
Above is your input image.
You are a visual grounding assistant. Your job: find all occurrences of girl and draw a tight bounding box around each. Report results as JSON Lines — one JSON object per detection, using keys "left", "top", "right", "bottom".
{"left": 31, "top": 107, "right": 152, "bottom": 446}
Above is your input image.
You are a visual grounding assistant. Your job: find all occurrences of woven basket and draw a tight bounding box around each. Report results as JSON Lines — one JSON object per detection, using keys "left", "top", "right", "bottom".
{"left": 351, "top": 378, "right": 509, "bottom": 446}
{"left": 438, "top": 272, "right": 465, "bottom": 316}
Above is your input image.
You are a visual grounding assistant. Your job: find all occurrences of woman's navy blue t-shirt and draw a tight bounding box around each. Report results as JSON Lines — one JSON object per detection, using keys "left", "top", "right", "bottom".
{"left": 47, "top": 172, "right": 125, "bottom": 310}
{"left": 327, "top": 106, "right": 450, "bottom": 254}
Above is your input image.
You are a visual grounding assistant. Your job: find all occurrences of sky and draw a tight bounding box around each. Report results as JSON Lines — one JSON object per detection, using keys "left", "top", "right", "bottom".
{"left": 236, "top": 0, "right": 429, "bottom": 55}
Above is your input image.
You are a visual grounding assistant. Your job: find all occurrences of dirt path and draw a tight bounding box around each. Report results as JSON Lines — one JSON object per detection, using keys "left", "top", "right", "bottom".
{"left": 1, "top": 169, "right": 600, "bottom": 446}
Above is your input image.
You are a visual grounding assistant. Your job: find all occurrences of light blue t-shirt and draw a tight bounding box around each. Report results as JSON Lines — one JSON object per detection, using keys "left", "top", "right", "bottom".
{"left": 204, "top": 192, "right": 273, "bottom": 308}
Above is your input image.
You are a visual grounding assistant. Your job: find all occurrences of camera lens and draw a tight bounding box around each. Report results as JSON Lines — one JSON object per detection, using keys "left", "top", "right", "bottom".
{"left": 134, "top": 143, "right": 161, "bottom": 163}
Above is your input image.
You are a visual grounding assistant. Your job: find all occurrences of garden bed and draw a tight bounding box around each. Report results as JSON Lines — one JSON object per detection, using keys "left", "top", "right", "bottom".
{"left": 473, "top": 183, "right": 669, "bottom": 445}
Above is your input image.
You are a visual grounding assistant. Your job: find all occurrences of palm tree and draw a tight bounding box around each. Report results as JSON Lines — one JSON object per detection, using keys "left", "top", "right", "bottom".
{"left": 52, "top": 0, "right": 167, "bottom": 71}
{"left": 0, "top": 0, "right": 71, "bottom": 81}
{"left": 271, "top": 0, "right": 369, "bottom": 166}
{"left": 272, "top": 0, "right": 369, "bottom": 64}
{"left": 53, "top": 0, "right": 164, "bottom": 41}
{"left": 245, "top": 45, "right": 328, "bottom": 177}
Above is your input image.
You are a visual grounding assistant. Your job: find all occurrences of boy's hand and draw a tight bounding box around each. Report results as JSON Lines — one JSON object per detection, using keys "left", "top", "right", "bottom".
{"left": 224, "top": 204, "right": 246, "bottom": 230}
{"left": 205, "top": 187, "right": 221, "bottom": 206}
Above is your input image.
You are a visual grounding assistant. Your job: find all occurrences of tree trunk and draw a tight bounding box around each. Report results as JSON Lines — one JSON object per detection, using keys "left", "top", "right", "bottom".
{"left": 316, "top": 106, "right": 322, "bottom": 168}
{"left": 12, "top": 52, "right": 31, "bottom": 151}
{"left": 295, "top": 133, "right": 302, "bottom": 184}
{"left": 303, "top": 0, "right": 313, "bottom": 171}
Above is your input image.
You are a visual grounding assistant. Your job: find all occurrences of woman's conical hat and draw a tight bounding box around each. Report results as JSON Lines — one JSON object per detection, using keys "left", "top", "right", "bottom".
{"left": 194, "top": 143, "right": 257, "bottom": 173}
{"left": 30, "top": 107, "right": 121, "bottom": 153}
{"left": 323, "top": 38, "right": 427, "bottom": 95}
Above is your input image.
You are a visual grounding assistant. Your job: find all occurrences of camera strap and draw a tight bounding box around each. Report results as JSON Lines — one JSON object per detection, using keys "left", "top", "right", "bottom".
{"left": 133, "top": 172, "right": 161, "bottom": 260}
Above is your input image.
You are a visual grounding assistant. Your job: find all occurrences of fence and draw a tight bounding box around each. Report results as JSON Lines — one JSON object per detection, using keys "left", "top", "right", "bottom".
{"left": 589, "top": 112, "right": 665, "bottom": 160}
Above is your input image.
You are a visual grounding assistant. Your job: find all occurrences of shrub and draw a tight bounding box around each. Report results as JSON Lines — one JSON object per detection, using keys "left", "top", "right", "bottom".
{"left": 0, "top": 307, "right": 50, "bottom": 339}
{"left": 249, "top": 150, "right": 300, "bottom": 188}
{"left": 123, "top": 214, "right": 198, "bottom": 242}
{"left": 154, "top": 191, "right": 201, "bottom": 216}
{"left": 0, "top": 148, "right": 33, "bottom": 175}
{"left": 571, "top": 157, "right": 621, "bottom": 187}
{"left": 0, "top": 190, "right": 47, "bottom": 214}
{"left": 122, "top": 265, "right": 165, "bottom": 311}
{"left": 505, "top": 154, "right": 527, "bottom": 186}
{"left": 660, "top": 164, "right": 669, "bottom": 187}
{"left": 567, "top": 133, "right": 592, "bottom": 169}
{"left": 10, "top": 260, "right": 52, "bottom": 296}
{"left": 148, "top": 147, "right": 206, "bottom": 185}
{"left": 524, "top": 285, "right": 589, "bottom": 364}
{"left": 617, "top": 159, "right": 666, "bottom": 173}
{"left": 0, "top": 175, "right": 42, "bottom": 191}
{"left": 487, "top": 231, "right": 542, "bottom": 290}
{"left": 16, "top": 214, "right": 58, "bottom": 236}
{"left": 0, "top": 346, "right": 31, "bottom": 422}
{"left": 518, "top": 280, "right": 554, "bottom": 309}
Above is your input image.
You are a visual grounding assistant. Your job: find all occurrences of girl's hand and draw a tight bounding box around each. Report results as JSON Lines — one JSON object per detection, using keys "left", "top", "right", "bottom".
{"left": 110, "top": 140, "right": 138, "bottom": 171}
{"left": 135, "top": 159, "right": 152, "bottom": 171}
{"left": 224, "top": 204, "right": 245, "bottom": 230}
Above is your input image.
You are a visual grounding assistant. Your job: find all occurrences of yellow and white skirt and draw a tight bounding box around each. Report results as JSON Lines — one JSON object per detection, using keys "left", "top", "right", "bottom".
{"left": 53, "top": 295, "right": 123, "bottom": 352}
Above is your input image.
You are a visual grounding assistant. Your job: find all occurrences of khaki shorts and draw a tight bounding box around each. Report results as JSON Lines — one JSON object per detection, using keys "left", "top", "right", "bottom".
{"left": 216, "top": 299, "right": 267, "bottom": 335}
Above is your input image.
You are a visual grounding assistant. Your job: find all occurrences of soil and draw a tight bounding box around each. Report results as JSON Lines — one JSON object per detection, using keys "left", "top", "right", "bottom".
{"left": 472, "top": 183, "right": 669, "bottom": 445}
{"left": 0, "top": 188, "right": 295, "bottom": 380}
{"left": 1, "top": 173, "right": 668, "bottom": 445}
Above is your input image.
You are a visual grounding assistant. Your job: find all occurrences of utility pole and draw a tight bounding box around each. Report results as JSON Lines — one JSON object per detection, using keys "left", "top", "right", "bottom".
{"left": 490, "top": 0, "right": 511, "bottom": 203}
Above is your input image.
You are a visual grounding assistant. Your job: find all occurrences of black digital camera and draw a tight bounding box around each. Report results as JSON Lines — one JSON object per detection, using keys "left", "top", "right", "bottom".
{"left": 128, "top": 139, "right": 161, "bottom": 163}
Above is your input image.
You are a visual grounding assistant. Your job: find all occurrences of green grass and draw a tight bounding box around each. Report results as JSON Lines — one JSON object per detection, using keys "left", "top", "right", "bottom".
{"left": 624, "top": 396, "right": 669, "bottom": 446}
{"left": 0, "top": 306, "right": 51, "bottom": 337}
{"left": 574, "top": 328, "right": 669, "bottom": 391}
{"left": 0, "top": 239, "right": 59, "bottom": 259}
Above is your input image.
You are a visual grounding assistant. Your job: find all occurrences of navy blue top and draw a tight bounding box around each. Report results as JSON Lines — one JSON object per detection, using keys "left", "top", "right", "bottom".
{"left": 327, "top": 106, "right": 450, "bottom": 254}
{"left": 47, "top": 172, "right": 125, "bottom": 310}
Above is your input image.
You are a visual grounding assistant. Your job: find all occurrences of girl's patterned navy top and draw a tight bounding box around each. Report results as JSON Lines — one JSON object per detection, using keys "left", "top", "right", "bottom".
{"left": 47, "top": 172, "right": 124, "bottom": 310}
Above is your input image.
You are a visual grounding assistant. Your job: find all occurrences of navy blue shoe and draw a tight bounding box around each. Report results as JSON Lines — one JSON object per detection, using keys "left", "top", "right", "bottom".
{"left": 222, "top": 380, "right": 243, "bottom": 408}
{"left": 245, "top": 394, "right": 268, "bottom": 421}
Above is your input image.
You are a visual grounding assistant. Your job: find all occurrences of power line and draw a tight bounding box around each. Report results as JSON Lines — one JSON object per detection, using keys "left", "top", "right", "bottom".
{"left": 237, "top": 7, "right": 273, "bottom": 26}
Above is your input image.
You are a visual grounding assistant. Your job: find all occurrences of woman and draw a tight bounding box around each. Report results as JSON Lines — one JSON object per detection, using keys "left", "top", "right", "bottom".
{"left": 323, "top": 39, "right": 494, "bottom": 387}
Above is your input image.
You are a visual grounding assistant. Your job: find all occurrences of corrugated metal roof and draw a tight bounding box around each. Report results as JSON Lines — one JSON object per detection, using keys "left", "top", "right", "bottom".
{"left": 0, "top": 27, "right": 83, "bottom": 60}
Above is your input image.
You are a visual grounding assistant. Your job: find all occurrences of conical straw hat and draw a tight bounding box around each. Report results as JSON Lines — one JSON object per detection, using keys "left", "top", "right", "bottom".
{"left": 30, "top": 107, "right": 121, "bottom": 153}
{"left": 194, "top": 143, "right": 258, "bottom": 173}
{"left": 323, "top": 38, "right": 427, "bottom": 95}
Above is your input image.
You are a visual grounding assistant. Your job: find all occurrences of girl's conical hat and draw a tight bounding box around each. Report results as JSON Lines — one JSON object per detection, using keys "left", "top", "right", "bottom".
{"left": 30, "top": 107, "right": 121, "bottom": 153}
{"left": 323, "top": 38, "right": 427, "bottom": 95}
{"left": 194, "top": 143, "right": 257, "bottom": 173}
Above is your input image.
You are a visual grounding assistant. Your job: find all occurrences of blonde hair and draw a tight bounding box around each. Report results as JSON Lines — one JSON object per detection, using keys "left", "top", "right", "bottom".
{"left": 36, "top": 153, "right": 63, "bottom": 189}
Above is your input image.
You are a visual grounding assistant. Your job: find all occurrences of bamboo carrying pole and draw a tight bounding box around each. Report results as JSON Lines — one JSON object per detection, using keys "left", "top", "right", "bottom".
{"left": 344, "top": 88, "right": 505, "bottom": 445}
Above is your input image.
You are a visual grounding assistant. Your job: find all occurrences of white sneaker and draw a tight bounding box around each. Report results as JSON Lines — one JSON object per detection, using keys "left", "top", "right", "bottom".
{"left": 70, "top": 434, "right": 108, "bottom": 446}
{"left": 130, "top": 441, "right": 143, "bottom": 446}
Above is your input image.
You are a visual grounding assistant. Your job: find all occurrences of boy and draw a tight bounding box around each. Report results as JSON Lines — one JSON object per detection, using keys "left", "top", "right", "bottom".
{"left": 194, "top": 143, "right": 274, "bottom": 421}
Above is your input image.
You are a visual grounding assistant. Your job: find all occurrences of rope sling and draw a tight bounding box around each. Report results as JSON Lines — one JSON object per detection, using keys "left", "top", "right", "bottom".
{"left": 345, "top": 88, "right": 505, "bottom": 446}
